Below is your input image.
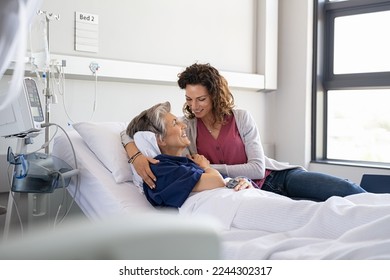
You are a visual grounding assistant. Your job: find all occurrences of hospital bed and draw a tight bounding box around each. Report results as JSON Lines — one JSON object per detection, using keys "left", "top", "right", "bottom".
{"left": 49, "top": 121, "right": 390, "bottom": 260}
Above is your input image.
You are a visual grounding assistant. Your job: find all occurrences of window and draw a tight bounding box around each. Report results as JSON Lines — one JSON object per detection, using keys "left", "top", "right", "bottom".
{"left": 314, "top": 0, "right": 390, "bottom": 167}
{"left": 333, "top": 10, "right": 390, "bottom": 74}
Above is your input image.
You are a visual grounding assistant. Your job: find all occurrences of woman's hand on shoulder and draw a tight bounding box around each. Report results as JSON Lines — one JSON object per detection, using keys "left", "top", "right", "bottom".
{"left": 133, "top": 155, "right": 159, "bottom": 189}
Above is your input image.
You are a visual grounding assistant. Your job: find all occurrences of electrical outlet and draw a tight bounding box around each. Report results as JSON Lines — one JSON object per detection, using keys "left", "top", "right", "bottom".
{"left": 89, "top": 62, "right": 99, "bottom": 74}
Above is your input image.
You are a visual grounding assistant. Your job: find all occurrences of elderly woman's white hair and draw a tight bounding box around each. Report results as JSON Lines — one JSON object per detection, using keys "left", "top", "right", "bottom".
{"left": 126, "top": 101, "right": 171, "bottom": 140}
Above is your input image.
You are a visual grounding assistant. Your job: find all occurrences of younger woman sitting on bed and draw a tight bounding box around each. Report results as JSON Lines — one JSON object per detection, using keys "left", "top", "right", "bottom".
{"left": 127, "top": 102, "right": 390, "bottom": 239}
{"left": 123, "top": 63, "right": 366, "bottom": 201}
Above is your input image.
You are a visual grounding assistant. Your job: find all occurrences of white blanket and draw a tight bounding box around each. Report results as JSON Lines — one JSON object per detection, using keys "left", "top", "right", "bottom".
{"left": 53, "top": 131, "right": 390, "bottom": 259}
{"left": 180, "top": 188, "right": 390, "bottom": 259}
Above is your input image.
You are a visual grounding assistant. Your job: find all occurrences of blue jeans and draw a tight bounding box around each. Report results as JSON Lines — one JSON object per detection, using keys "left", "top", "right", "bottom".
{"left": 261, "top": 168, "right": 366, "bottom": 201}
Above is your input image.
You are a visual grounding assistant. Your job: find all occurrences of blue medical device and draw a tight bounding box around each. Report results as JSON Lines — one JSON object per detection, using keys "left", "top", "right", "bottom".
{"left": 7, "top": 147, "right": 74, "bottom": 193}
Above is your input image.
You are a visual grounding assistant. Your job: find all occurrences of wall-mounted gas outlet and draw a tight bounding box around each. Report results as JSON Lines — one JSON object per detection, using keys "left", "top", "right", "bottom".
{"left": 89, "top": 62, "right": 100, "bottom": 74}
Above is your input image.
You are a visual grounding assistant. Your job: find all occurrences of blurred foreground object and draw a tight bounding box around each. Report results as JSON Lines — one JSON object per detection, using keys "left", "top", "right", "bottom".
{"left": 0, "top": 0, "right": 42, "bottom": 111}
{"left": 0, "top": 213, "right": 221, "bottom": 259}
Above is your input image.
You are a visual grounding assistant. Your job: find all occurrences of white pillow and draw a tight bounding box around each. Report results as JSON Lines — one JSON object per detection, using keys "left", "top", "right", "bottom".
{"left": 72, "top": 122, "right": 133, "bottom": 183}
{"left": 131, "top": 131, "right": 161, "bottom": 190}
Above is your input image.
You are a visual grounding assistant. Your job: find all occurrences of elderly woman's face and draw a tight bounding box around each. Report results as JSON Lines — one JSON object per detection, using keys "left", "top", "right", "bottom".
{"left": 161, "top": 112, "right": 190, "bottom": 150}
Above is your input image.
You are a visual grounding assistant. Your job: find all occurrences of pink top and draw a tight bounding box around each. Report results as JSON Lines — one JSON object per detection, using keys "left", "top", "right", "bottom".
{"left": 196, "top": 115, "right": 270, "bottom": 188}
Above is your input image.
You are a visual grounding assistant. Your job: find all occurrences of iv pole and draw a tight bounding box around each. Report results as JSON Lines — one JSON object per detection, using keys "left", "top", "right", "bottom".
{"left": 27, "top": 10, "right": 61, "bottom": 232}
{"left": 38, "top": 10, "right": 60, "bottom": 154}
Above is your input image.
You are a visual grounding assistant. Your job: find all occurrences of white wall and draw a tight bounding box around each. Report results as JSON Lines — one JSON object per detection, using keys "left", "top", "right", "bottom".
{"left": 0, "top": 0, "right": 269, "bottom": 192}
{"left": 42, "top": 0, "right": 256, "bottom": 72}
{"left": 271, "top": 0, "right": 313, "bottom": 168}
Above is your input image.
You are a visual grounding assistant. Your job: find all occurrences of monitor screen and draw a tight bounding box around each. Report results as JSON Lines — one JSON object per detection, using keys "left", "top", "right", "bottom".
{"left": 0, "top": 77, "right": 44, "bottom": 137}
{"left": 24, "top": 78, "right": 44, "bottom": 122}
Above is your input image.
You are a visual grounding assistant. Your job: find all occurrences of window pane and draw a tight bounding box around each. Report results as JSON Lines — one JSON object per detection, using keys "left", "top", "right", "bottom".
{"left": 327, "top": 89, "right": 390, "bottom": 163}
{"left": 334, "top": 10, "right": 390, "bottom": 74}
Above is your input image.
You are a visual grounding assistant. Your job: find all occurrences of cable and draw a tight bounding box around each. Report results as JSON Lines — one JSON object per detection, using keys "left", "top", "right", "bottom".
{"left": 25, "top": 124, "right": 58, "bottom": 155}
{"left": 41, "top": 122, "right": 80, "bottom": 225}
{"left": 52, "top": 170, "right": 66, "bottom": 226}
{"left": 57, "top": 65, "right": 77, "bottom": 124}
{"left": 89, "top": 67, "right": 99, "bottom": 121}
{"left": 7, "top": 164, "right": 24, "bottom": 236}
{"left": 59, "top": 62, "right": 99, "bottom": 124}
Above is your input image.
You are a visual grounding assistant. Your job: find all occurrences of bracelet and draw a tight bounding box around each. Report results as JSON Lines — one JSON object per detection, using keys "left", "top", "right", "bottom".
{"left": 130, "top": 153, "right": 142, "bottom": 164}
{"left": 128, "top": 151, "right": 141, "bottom": 163}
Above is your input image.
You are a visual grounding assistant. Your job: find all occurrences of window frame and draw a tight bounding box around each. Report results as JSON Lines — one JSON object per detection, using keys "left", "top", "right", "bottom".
{"left": 312, "top": 0, "right": 390, "bottom": 168}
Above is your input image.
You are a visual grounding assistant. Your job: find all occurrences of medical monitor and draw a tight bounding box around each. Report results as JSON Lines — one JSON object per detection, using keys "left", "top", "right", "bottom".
{"left": 0, "top": 77, "right": 44, "bottom": 137}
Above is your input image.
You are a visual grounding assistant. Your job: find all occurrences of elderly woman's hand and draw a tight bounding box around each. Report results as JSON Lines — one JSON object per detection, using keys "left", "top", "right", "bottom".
{"left": 226, "top": 177, "right": 253, "bottom": 191}
{"left": 233, "top": 177, "right": 253, "bottom": 191}
{"left": 187, "top": 154, "right": 210, "bottom": 169}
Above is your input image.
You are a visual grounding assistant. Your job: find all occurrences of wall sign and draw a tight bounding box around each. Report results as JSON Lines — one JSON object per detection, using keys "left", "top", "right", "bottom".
{"left": 75, "top": 11, "right": 99, "bottom": 53}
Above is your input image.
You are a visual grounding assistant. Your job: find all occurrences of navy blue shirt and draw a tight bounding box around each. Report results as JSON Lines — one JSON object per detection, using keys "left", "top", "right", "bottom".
{"left": 143, "top": 154, "right": 203, "bottom": 208}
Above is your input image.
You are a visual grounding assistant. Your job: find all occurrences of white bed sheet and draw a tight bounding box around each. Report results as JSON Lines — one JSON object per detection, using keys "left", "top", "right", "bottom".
{"left": 52, "top": 130, "right": 390, "bottom": 260}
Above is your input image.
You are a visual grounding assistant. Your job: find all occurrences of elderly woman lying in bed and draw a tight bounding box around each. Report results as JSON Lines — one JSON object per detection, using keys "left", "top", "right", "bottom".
{"left": 127, "top": 101, "right": 253, "bottom": 208}
{"left": 127, "top": 101, "right": 390, "bottom": 239}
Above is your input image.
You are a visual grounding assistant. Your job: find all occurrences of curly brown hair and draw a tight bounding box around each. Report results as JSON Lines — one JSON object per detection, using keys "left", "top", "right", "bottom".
{"left": 177, "top": 63, "right": 235, "bottom": 124}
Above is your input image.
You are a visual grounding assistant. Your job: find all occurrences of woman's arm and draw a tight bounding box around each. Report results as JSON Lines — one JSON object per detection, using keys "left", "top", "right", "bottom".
{"left": 145, "top": 154, "right": 251, "bottom": 208}
{"left": 187, "top": 154, "right": 224, "bottom": 191}
{"left": 121, "top": 130, "right": 158, "bottom": 188}
{"left": 188, "top": 154, "right": 251, "bottom": 192}
{"left": 193, "top": 166, "right": 225, "bottom": 192}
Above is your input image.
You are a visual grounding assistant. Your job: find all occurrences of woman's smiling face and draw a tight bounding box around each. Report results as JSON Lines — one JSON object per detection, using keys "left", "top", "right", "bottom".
{"left": 158, "top": 112, "right": 190, "bottom": 155}
{"left": 185, "top": 84, "right": 213, "bottom": 120}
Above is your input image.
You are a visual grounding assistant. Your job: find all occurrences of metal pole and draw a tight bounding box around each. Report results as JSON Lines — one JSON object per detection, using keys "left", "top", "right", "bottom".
{"left": 44, "top": 14, "right": 50, "bottom": 154}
